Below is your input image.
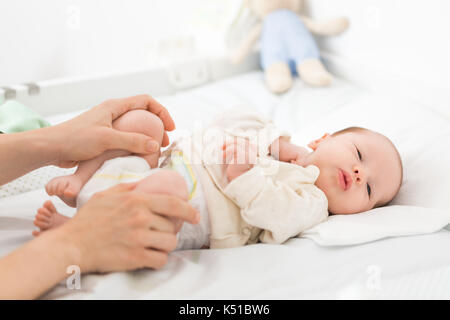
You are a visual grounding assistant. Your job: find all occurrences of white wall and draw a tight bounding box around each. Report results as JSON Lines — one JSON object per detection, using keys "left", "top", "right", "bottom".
{"left": 0, "top": 0, "right": 239, "bottom": 86}
{"left": 305, "top": 0, "right": 450, "bottom": 111}
{"left": 2, "top": 0, "right": 449, "bottom": 113}
{"left": 0, "top": 1, "right": 67, "bottom": 86}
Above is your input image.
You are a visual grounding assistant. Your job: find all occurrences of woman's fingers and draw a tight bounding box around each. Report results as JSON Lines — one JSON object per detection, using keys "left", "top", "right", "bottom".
{"left": 162, "top": 131, "right": 170, "bottom": 148}
{"left": 108, "top": 95, "right": 175, "bottom": 132}
{"left": 144, "top": 194, "right": 200, "bottom": 225}
{"left": 148, "top": 213, "right": 176, "bottom": 234}
{"left": 105, "top": 129, "right": 160, "bottom": 155}
{"left": 104, "top": 95, "right": 174, "bottom": 150}
{"left": 140, "top": 249, "right": 169, "bottom": 270}
{"left": 139, "top": 230, "right": 178, "bottom": 252}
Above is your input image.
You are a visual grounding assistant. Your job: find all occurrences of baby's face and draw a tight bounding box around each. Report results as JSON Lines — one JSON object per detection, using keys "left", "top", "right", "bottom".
{"left": 304, "top": 130, "right": 402, "bottom": 215}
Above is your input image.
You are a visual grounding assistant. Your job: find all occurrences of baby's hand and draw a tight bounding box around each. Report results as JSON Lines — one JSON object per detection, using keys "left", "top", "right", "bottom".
{"left": 225, "top": 163, "right": 253, "bottom": 182}
{"left": 222, "top": 138, "right": 257, "bottom": 182}
{"left": 270, "top": 138, "right": 309, "bottom": 166}
{"left": 288, "top": 147, "right": 310, "bottom": 166}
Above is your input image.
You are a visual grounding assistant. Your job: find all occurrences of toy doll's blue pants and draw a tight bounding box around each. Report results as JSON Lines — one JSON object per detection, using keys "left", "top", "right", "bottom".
{"left": 260, "top": 9, "right": 320, "bottom": 76}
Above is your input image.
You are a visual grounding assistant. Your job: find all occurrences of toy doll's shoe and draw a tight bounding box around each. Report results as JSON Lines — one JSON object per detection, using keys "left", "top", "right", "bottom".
{"left": 297, "top": 58, "right": 333, "bottom": 87}
{"left": 265, "top": 62, "right": 293, "bottom": 94}
{"left": 320, "top": 17, "right": 349, "bottom": 36}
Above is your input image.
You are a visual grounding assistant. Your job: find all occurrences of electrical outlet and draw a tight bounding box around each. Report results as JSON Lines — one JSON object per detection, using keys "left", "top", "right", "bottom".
{"left": 167, "top": 59, "right": 210, "bottom": 89}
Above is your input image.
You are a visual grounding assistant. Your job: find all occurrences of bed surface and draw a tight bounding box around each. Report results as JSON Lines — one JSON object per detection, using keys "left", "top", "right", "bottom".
{"left": 1, "top": 71, "right": 449, "bottom": 299}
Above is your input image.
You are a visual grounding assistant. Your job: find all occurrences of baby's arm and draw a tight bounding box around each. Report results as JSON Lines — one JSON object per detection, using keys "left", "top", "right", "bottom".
{"left": 269, "top": 138, "right": 310, "bottom": 166}
{"left": 223, "top": 137, "right": 311, "bottom": 182}
{"left": 223, "top": 158, "right": 328, "bottom": 244}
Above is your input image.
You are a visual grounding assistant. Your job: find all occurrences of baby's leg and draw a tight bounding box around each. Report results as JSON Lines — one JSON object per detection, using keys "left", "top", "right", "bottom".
{"left": 34, "top": 169, "right": 187, "bottom": 236}
{"left": 136, "top": 170, "right": 188, "bottom": 201}
{"left": 32, "top": 200, "right": 69, "bottom": 236}
{"left": 46, "top": 149, "right": 130, "bottom": 207}
{"left": 46, "top": 110, "right": 165, "bottom": 207}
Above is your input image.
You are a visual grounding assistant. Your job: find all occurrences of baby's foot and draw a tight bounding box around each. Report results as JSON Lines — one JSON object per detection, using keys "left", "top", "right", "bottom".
{"left": 45, "top": 175, "right": 84, "bottom": 207}
{"left": 32, "top": 200, "right": 70, "bottom": 236}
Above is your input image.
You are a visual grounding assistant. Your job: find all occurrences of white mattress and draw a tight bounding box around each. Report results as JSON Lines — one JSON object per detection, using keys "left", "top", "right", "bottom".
{"left": 1, "top": 71, "right": 449, "bottom": 299}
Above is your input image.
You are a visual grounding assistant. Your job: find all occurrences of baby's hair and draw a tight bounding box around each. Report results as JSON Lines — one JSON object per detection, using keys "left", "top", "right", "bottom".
{"left": 332, "top": 126, "right": 403, "bottom": 208}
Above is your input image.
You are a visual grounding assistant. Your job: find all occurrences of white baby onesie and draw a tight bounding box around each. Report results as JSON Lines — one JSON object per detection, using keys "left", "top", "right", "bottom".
{"left": 77, "top": 154, "right": 211, "bottom": 250}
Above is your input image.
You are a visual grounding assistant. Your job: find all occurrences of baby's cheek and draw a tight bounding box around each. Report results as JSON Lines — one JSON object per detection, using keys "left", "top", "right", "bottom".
{"left": 330, "top": 193, "right": 366, "bottom": 215}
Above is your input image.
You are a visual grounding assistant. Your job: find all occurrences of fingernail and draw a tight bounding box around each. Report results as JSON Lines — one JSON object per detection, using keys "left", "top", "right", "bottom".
{"left": 147, "top": 141, "right": 159, "bottom": 152}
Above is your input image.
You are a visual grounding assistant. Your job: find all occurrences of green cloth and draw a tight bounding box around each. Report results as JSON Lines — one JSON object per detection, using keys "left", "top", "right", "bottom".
{"left": 0, "top": 100, "right": 50, "bottom": 133}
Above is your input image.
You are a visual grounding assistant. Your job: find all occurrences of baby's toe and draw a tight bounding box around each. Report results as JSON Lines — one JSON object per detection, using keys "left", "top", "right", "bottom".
{"left": 37, "top": 207, "right": 52, "bottom": 218}
{"left": 34, "top": 219, "right": 49, "bottom": 229}
{"left": 34, "top": 214, "right": 50, "bottom": 224}
{"left": 45, "top": 183, "right": 54, "bottom": 196}
{"left": 43, "top": 200, "right": 57, "bottom": 213}
{"left": 56, "top": 180, "right": 68, "bottom": 195}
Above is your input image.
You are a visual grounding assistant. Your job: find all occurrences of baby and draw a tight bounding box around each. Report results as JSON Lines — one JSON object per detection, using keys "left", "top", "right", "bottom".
{"left": 33, "top": 109, "right": 403, "bottom": 250}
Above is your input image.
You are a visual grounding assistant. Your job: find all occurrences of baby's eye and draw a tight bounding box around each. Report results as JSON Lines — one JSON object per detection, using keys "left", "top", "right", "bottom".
{"left": 367, "top": 184, "right": 371, "bottom": 197}
{"left": 357, "top": 148, "right": 362, "bottom": 160}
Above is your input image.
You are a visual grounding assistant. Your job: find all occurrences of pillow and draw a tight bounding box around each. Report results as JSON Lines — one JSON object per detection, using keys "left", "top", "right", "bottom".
{"left": 281, "top": 92, "right": 450, "bottom": 245}
{"left": 0, "top": 100, "right": 50, "bottom": 133}
{"left": 301, "top": 205, "right": 450, "bottom": 246}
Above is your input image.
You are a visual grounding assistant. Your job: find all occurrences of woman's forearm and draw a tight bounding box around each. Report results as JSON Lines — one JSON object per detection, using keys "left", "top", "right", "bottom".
{"left": 0, "top": 127, "right": 58, "bottom": 185}
{"left": 0, "top": 227, "right": 80, "bottom": 299}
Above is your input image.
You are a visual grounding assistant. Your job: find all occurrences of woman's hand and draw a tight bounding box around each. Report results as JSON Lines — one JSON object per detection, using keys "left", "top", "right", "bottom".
{"left": 49, "top": 95, "right": 175, "bottom": 168}
{"left": 0, "top": 94, "right": 176, "bottom": 186}
{"left": 0, "top": 181, "right": 199, "bottom": 299}
{"left": 58, "top": 182, "right": 200, "bottom": 273}
{"left": 222, "top": 138, "right": 257, "bottom": 182}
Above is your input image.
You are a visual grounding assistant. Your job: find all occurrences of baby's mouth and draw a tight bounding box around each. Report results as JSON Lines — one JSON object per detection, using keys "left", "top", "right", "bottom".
{"left": 338, "top": 169, "right": 352, "bottom": 191}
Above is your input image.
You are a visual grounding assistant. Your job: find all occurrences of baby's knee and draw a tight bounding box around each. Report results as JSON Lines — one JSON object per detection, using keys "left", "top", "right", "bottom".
{"left": 161, "top": 170, "right": 189, "bottom": 201}
{"left": 113, "top": 110, "right": 165, "bottom": 145}
{"left": 137, "top": 170, "right": 189, "bottom": 201}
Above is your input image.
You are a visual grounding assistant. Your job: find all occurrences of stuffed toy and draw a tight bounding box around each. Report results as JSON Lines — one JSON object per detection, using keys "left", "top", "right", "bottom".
{"left": 228, "top": 0, "right": 349, "bottom": 93}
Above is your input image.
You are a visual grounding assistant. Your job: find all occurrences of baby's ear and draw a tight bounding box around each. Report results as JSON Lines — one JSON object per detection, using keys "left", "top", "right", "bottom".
{"left": 308, "top": 133, "right": 330, "bottom": 150}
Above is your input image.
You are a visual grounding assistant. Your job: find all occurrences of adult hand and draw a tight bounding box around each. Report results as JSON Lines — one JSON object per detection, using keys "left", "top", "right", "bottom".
{"left": 60, "top": 182, "right": 200, "bottom": 272}
{"left": 0, "top": 182, "right": 199, "bottom": 299}
{"left": 49, "top": 95, "right": 175, "bottom": 168}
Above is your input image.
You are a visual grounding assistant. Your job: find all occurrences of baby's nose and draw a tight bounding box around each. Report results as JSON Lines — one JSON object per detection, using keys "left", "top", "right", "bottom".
{"left": 353, "top": 166, "right": 365, "bottom": 184}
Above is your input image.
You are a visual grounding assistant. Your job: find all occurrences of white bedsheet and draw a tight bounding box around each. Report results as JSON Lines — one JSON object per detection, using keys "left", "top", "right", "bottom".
{"left": 1, "top": 188, "right": 449, "bottom": 299}
{"left": 1, "top": 71, "right": 449, "bottom": 299}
